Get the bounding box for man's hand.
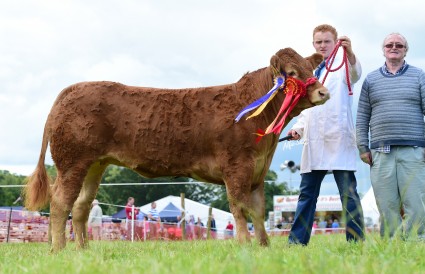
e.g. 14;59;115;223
287;129;301;140
360;152;373;166
338;36;356;65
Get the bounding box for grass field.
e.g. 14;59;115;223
1;234;425;274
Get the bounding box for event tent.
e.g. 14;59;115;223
274;192;380;227
360;187;380;227
158;202;181;223
139;196;234;231
273;195;343;212
111;208;127;220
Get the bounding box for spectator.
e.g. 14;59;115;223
137;211;144;221
210;215;217;232
332;219;340;229
318;218;327;229
88;199;103;240
148;202;161;240
275;218;283;229
187;215;195;239
195;217;204;239
281;216;289;229
356;32;425;239
287;24;365;246
210;214;217;239
195;217;204;227
286;216;294;229
125;197;139;240
225;221;234;239
125;197;139;220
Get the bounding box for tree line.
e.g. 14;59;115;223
0;165;297;216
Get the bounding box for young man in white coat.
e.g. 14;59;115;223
287;24;365;245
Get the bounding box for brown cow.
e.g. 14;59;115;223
24;48;329;252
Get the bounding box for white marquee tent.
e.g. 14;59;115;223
139;195;234;231
360;187;380;227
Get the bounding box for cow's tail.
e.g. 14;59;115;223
23;121;52;211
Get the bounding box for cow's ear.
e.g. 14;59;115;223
270;54;285;75
305;53;324;69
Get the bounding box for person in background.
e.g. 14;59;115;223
332;219;340;229
225;221;234;239
88;199;103;240
187;214;195;239
356;32;425;239
195;217;204;239
148;202;161;240
287;24;365;246
125;197;139;240
210;214;217;239
318;218;327;229
195;217;204;227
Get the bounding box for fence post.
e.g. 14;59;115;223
131;205;135;242
181;193;185;240
6;207;12;243
207;207;212;240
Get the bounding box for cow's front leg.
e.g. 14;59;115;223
224;179;252;244
249;183;269;246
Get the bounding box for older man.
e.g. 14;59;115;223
356;33;425;239
88;199;103;240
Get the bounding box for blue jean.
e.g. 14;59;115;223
288;170;365;245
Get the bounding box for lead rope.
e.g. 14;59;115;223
320;40;353;95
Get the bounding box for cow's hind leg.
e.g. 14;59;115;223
72;162;108;249
249;183;269;246
49;167;87;253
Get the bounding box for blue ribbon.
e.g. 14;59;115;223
235;75;285;122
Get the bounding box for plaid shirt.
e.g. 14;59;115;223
381;61;407;76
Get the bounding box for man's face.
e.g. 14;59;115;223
313;31;336;59
383;34;407;62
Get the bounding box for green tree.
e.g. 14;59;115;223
98;165;189;215
0;165;292;219
0;170;26;206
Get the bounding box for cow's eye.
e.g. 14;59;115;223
288;71;297;77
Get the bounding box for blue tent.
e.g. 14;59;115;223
111;208;146;223
159;202;181;223
112;208;126;220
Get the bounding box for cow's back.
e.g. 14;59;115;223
47;81;257;179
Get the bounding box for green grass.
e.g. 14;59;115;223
1;234;425;274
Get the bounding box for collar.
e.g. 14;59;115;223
314;60;326;79
382;61;407;76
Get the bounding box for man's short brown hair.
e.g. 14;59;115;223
313;24;338;41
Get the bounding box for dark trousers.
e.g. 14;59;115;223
288;170;365;245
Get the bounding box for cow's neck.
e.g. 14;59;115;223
237;67;286;126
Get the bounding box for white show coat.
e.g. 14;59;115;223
292;54;362;174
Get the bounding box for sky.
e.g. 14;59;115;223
1;0;425;196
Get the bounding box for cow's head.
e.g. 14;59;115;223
235;47;331;141
270;48;329;107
